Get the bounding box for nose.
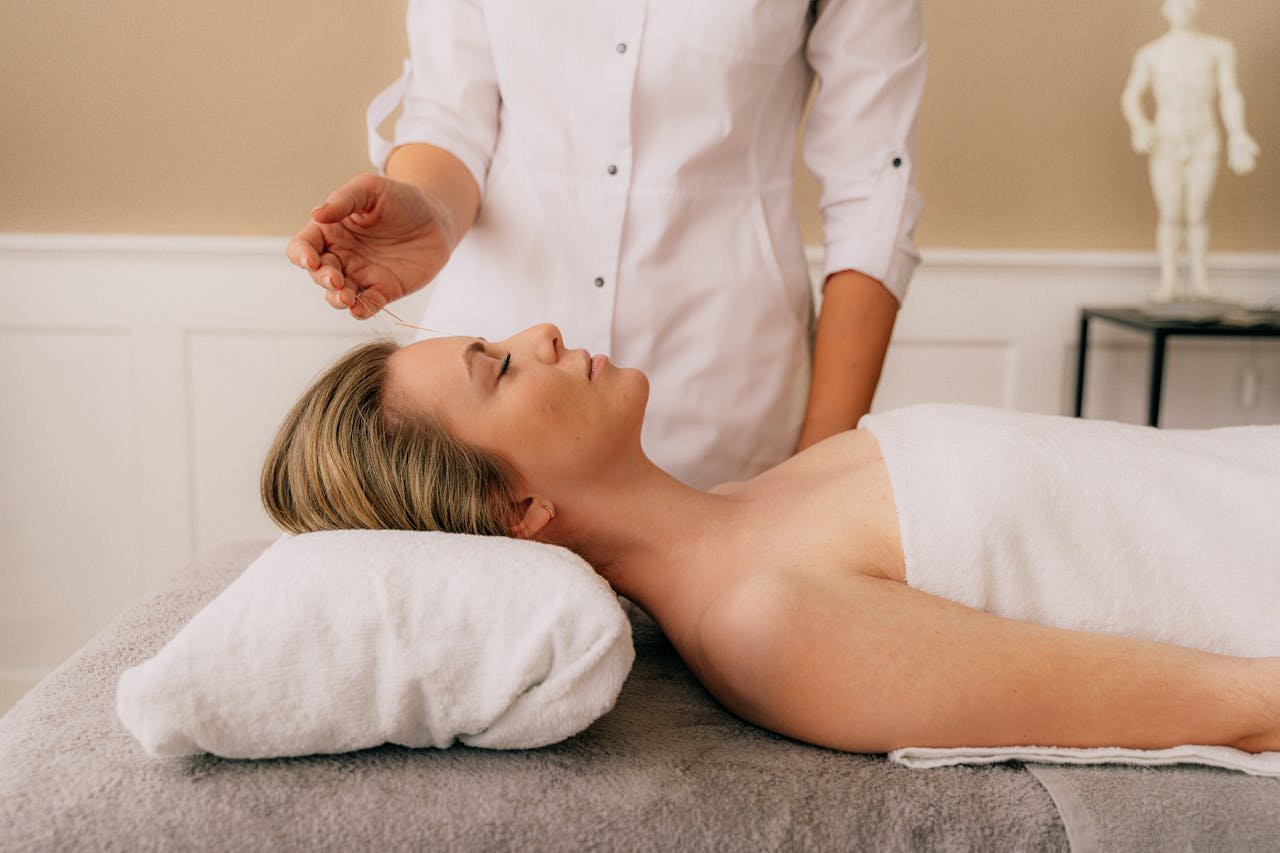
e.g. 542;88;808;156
506;323;563;363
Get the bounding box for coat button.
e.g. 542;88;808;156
892;157;903;168
594;277;605;288
607;164;618;175
616;43;627;54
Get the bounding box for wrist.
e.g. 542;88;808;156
419;188;460;252
385;143;481;246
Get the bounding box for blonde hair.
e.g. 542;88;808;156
260;338;522;537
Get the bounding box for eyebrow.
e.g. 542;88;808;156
462;339;485;379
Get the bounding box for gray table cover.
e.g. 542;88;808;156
0;539;1273;851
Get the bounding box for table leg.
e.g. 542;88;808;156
1073;311;1090;418
1147;330;1167;427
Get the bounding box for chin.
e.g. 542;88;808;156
613;367;650;437
623;366;650;407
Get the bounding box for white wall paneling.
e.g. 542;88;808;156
0;235;434;713
2;234;1277;713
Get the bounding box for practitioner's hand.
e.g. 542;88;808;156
286;173;456;319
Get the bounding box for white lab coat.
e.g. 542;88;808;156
367;0;926;489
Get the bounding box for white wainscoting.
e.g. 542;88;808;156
2;234;1278;713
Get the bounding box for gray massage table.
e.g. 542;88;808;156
2;540;1276;851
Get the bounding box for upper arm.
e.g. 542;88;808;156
386;0;501;194
802;0;926;301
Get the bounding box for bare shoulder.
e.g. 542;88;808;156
690;570;813;723
691;568;890;735
689;566;939;753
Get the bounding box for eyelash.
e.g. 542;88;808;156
499;352;511;377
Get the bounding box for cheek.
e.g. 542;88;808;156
497;376;608;465
537;385;603;457
511;381;577;441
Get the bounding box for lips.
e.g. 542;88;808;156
589;353;608;381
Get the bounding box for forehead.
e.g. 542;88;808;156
395;335;469;367
385;336;476;414
391;333;473;371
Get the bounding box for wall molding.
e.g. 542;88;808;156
899;247;1280;274
0;233;286;255
6;232;1276;270
802;245;1280;281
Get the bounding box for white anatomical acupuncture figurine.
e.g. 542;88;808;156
1121;0;1259;303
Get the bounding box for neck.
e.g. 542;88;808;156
550;456;756;635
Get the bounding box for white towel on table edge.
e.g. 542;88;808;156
889;744;1280;777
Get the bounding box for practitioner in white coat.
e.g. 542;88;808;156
288;0;927;489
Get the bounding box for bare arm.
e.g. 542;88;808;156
797;270;899;451
698;571;1272;754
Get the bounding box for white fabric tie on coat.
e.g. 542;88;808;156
860;403;1280;775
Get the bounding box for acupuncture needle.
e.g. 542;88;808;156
353;292;453;335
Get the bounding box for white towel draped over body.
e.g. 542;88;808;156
860;403;1280;656
859;404;1280;775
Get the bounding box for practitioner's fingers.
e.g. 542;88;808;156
310;173;384;225
288;224;344;294
349;288;387;320
317;251;346;292
286;222;325;272
324;286;356;311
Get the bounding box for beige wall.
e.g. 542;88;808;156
3;1;1276;250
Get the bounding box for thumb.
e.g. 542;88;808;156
311;173;385;224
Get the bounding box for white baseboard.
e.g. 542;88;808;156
2;233;1278;715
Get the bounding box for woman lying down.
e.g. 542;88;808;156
261;323;1280;755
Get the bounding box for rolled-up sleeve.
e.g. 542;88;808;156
803;0;927;304
366;0;500;197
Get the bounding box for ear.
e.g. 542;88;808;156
509;496;555;540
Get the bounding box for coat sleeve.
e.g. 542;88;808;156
802;0;927;304
365;0;501;197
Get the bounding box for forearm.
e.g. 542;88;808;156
799;269;898;447
385;143;482;248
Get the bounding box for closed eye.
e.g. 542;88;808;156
499;352;511;377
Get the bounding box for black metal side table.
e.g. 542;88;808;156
1073;305;1280;427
